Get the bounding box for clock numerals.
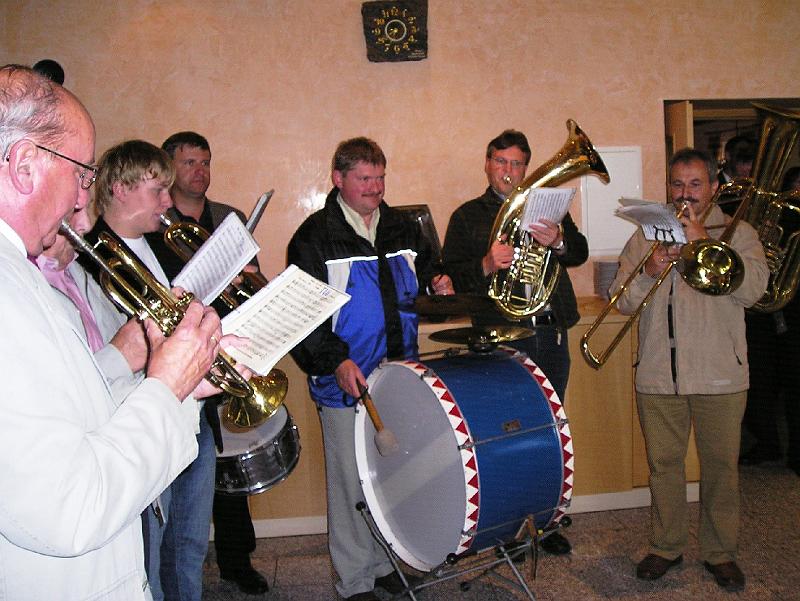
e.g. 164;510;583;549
362;0;428;63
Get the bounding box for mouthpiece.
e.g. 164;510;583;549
503;175;512;184
159;213;174;227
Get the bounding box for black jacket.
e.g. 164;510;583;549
442;186;588;329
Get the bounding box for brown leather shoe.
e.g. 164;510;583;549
704;561;745;592
636;554;683;580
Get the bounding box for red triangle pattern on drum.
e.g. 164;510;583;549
416;358;481;559
506;349;576;523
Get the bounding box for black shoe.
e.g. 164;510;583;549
636;554;683;580
220;566;270;595
539;531;571;555
343;593;379;601
374;570;418;594
704;561;745;592
738;446;782;466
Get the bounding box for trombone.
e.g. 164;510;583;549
580;197;744;370
61;220;286;428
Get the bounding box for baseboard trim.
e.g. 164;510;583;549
568;483;699;513
242;484;700;539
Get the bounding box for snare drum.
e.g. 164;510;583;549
215;404;300;496
354;348;573;571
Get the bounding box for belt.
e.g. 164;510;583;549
529;311;557;327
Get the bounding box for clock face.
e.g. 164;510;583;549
361;0;428;63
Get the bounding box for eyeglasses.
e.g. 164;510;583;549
34;144;97;190
490;156;527;169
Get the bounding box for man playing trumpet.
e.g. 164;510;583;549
81;139;219;601
613;148;768;592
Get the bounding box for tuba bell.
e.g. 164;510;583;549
488;119;610;320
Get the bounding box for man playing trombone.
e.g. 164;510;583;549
613;148;768;592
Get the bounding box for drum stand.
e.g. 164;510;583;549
358;503;570;600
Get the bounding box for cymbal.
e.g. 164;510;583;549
429;326;534;347
413;294;497;316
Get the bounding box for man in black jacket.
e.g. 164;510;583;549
442;129;589;556
148;131;270;596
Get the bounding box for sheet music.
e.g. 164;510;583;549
519;188;577;231
172;213;260;304
615;197;687;244
221;265;350;375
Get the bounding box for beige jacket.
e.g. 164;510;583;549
612;205;769;395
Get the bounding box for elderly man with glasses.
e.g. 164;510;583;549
0;64;223;600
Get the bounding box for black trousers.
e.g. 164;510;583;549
213;493;256;571
743;309;800;467
206;401;257;572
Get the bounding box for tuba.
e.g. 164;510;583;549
61;220;287;428
733;103;800;312
488;119;610;320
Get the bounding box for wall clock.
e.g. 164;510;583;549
361;0;428;62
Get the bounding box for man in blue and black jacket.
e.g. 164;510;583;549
288;137;452;601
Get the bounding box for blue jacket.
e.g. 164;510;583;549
287;189;438;408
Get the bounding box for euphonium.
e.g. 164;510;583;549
488;119;610;319
160;213;268;311
60;220;287;428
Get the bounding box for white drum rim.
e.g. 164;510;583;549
217;403;289;459
355;359;481;571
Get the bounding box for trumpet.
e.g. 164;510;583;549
160;212;269;311
60;220;286;428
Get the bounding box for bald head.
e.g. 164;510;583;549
0;64;95;255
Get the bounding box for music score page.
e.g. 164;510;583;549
519;188;577;230
172;213;259;305
615;197;687;244
220;265;350;375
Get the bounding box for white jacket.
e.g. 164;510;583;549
0;226;198;600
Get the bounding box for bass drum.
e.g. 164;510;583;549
215;404;300;495
355;348;573;571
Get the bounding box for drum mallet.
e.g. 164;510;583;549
357;382;399;456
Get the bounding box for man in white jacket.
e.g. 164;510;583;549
0;64;223;600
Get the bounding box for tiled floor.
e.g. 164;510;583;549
202;464;800;600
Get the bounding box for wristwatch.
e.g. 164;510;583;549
552;238;565;251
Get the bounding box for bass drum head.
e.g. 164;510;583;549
355;362;468;571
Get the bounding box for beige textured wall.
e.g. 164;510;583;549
3;0;799;294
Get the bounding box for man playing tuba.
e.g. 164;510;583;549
442;129;589;556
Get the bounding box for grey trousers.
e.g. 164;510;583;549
637;391;746;564
318;404;393;598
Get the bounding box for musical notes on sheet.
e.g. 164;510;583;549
221;265;350;375
615;197;688;244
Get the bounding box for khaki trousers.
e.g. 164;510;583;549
636;391;746;564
